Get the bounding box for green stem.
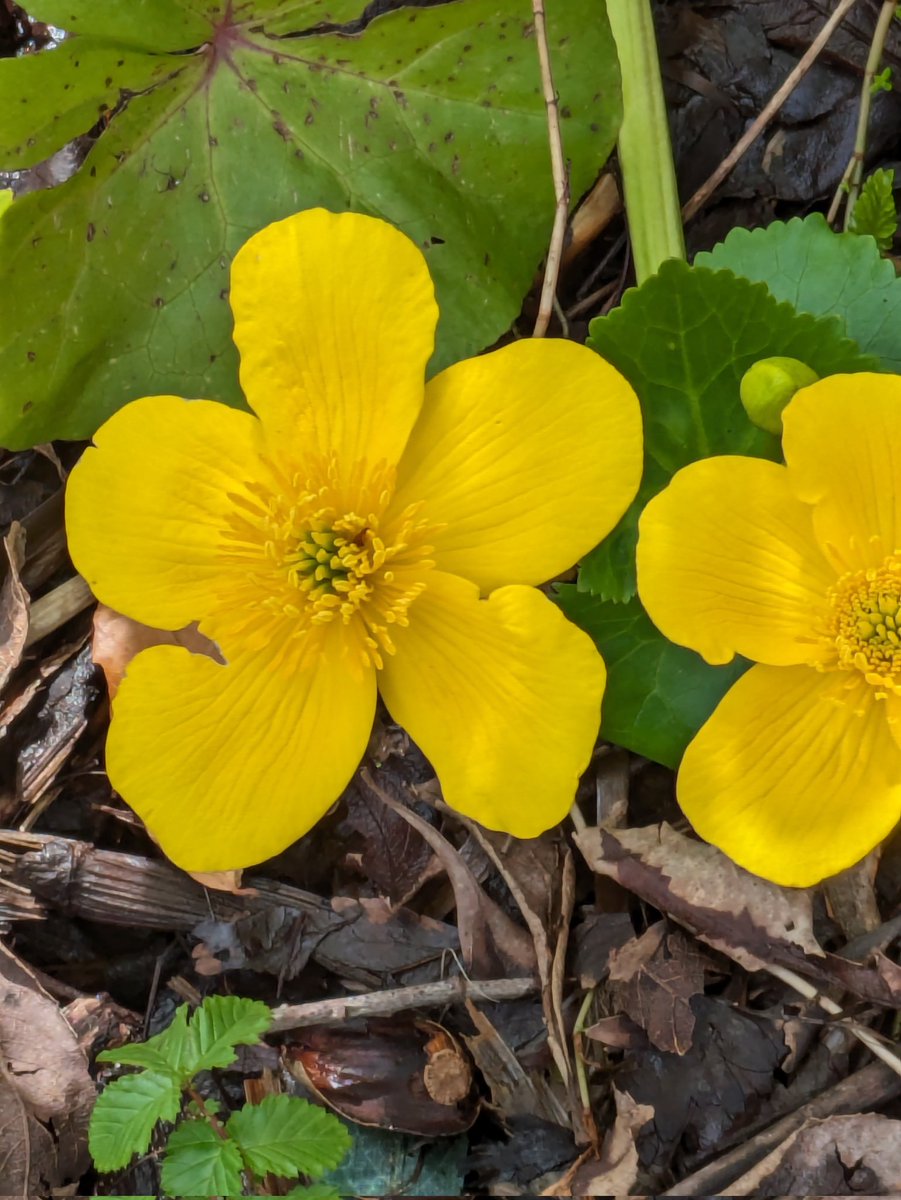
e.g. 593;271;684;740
843;0;897;230
606;0;686;282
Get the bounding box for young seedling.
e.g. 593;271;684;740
89;994;350;1198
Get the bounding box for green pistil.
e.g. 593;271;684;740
294;530;352;591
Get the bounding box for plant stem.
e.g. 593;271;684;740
605;0;685;282
828;0;897;229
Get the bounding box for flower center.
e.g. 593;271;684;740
828;556;901;692
220;457;435;669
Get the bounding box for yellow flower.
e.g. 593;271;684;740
66;209;643;872
637;373;901;887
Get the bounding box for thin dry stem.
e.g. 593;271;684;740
268;975;537;1032
683;0;862;222
532;0;570;336
766;961;901;1080
827;0;897;227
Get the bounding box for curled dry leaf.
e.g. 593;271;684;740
575;823;901;1006
0;520;30;692
0;943;95;1192
91;602;221;699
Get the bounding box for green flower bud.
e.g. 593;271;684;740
739;357;819;436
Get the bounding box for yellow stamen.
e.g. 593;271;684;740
827;555;901;694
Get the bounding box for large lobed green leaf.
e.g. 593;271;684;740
0;0;621;446
569;260;879;768
695;212;901;370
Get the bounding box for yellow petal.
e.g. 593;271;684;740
107;626;376;871
636;456;834;666
230;209;437;485
66;396;272;639
386;340;642;592
679;664;901;886
782;373;901;571
378;571;605;835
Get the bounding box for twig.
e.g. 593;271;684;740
766;961;901;1079
268;975;538;1033
24;574;93;648
531;0;570;337
827;0;897;227
683;0;862;223
660;1059;901;1196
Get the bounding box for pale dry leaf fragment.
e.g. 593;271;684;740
0;942;95;1192
726;1112;901;1194
0;521;30;692
91;603;222;699
576;823;901;1006
542;1087;653;1196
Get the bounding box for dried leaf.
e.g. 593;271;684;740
728;1113;901;1194
544;1089;653;1196
342;782;433;905
92;603;221;699
363;770;534;978
0;521;30;691
608;924;710;1055
576;823;901;1006
0;943;95;1191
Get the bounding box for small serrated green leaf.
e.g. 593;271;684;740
227;1095;351;1180
160;1118;244;1197
88;1071;182;1171
187;995;272;1073
849;167;898;250
695;212;901;369
283;1186;343;1200
96;1005;190;1077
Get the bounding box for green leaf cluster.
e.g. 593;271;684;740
0;0;621;447
849;168;898;250
89;995;349;1197
569;259;878;767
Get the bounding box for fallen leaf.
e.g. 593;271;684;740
619;994;786;1172
727;1112;901;1194
608;924;711;1055
342;780;434;906
91;603;221;699
576;823;901;1006
544;1088;654;1196
0;521;29;691
0;943;95;1191
363;769;534;978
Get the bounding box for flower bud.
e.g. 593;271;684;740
739;357;819;436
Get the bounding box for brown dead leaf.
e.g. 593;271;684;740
543;1088;654;1196
608;924;711;1055
362;768;535;978
0;521;30;692
619;994;786;1171
0;943;94;1191
576;823;901;1007
92;603;222;698
342;780;434;905
727;1113;901;1194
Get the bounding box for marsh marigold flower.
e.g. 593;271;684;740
637;373;901;887
66;209;642;871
